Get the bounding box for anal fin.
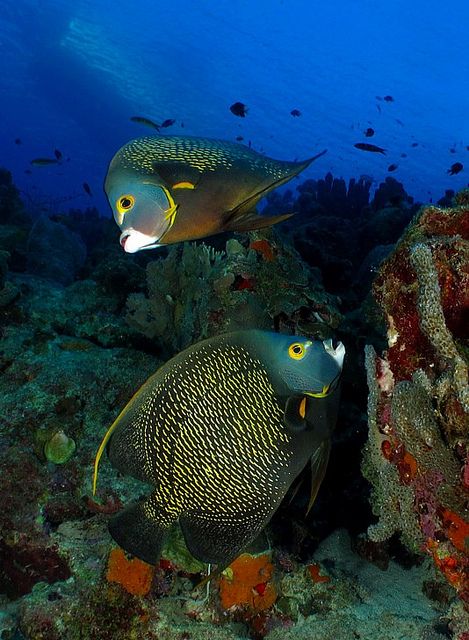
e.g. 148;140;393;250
225;209;293;233
109;494;176;565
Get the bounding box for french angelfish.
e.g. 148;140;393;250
93;330;345;570
104;134;327;253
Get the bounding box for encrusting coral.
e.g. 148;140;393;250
125;232;342;355
44;430;76;464
362;191;469;608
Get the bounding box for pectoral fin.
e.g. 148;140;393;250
284;395;309;432
152;161;202;188
223;209;294;233
306;439;331;515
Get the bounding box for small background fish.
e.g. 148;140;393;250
447;162;463;175
30;157;60;166
354;142;386;154
130;116;160;130
230;102;248;117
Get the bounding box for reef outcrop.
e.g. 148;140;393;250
363;191;469;614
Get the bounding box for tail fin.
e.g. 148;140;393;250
222;149;327;233
109;494;175;565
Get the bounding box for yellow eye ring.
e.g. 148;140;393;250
288;342;306;360
116;194;135;214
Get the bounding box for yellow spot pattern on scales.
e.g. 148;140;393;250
97;330;344;569
116;136;296;181
113;344;290;520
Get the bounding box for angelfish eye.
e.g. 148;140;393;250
288;342;306;360
117;194;135;214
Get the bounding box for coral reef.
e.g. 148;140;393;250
0;219;158;607
263;172;418;298
26;215;87;285
0;168;29;225
106;547;155;596
362;194;469;612
1;168;464;639
0;250;19;307
126;232;342;355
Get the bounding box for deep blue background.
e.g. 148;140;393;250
1;0;468;217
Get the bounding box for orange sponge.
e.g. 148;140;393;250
106;548;154;596
219;552;277;611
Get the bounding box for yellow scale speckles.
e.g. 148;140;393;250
173;348;288;516
123;341;293;524
117;136;287;180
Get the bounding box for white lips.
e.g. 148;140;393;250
322;339;346;369
119;229;160;253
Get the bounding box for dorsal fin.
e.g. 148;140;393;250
222;150;327;232
93;413;125;495
92;371;161;495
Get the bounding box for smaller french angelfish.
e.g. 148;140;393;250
93;331;345;571
104;134;327;252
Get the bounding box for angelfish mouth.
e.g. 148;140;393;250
120;233;130;249
119;230;161;253
322;339;345;369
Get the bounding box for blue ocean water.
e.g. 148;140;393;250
0;0;468;215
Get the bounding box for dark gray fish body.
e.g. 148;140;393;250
30;157;59;166
130;116;160;130
95;331;344;567
448;162;463;175
105;134;326;252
